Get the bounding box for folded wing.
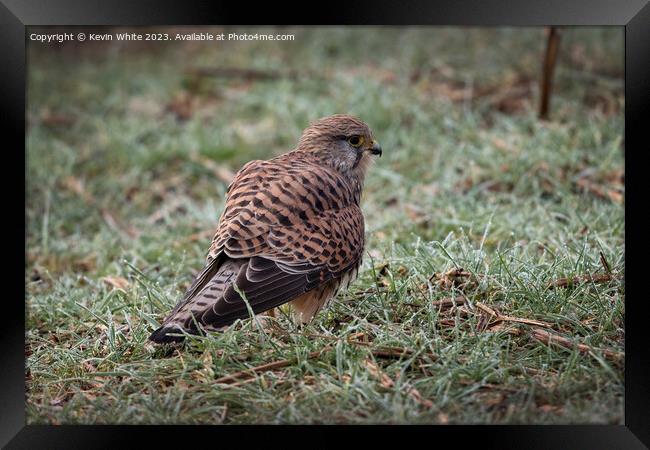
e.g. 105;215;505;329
149;154;364;343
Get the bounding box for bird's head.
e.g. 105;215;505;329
296;114;382;183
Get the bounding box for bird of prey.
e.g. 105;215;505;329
150;114;382;343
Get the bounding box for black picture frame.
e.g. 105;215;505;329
5;0;648;447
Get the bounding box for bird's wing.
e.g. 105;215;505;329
198;156;364;325
210;155;364;274
151;155;365;340
196;201;365;329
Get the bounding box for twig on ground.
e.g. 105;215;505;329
475;302;499;318
530;327;623;363
432;297;467;309
429;268;474;290
214;347;331;384
301;332;438;362
475;302;552;328
437;318;457;328
547;273;616;289
599;252;612;274
101;276;130;292
363;360;434;408
574;177;623;204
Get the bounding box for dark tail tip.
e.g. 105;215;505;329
149;326;186;344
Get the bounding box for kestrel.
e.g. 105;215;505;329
150;114;382;343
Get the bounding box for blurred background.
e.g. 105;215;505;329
26;27;624;424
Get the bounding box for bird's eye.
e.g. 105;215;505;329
348;135;364;147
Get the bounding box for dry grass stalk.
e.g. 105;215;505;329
431;268;474;290
472;301;552;333
302;332;437;362
497;315;551;328
214;347;331;384
547;273;616;289
101;276;130;292
432;297;467;309
599;251;612;274
475;302;499;318
100;209;138;239
484;322;522;335
530;327;623;363
438;318;457;328
574;177;623;204
363;360;433;408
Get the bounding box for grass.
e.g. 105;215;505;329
26;26;624;424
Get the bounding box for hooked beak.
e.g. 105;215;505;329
368;140;382;157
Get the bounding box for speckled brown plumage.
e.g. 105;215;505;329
150;115;382;343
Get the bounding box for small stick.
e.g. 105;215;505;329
363;360;433;408
438;319;457;328
432;297;467;309
303;332;437;361
530;327;623;362
223;376;258;389
599;252;612;274
215;347;330;384
371;347;437;361
497;315;552;328
475;302;499;318
547;273;615;289
475;301;552;329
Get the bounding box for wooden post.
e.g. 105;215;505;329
539;27;561;120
